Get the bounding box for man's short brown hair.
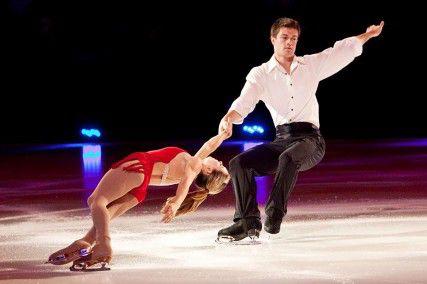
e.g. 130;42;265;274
270;17;301;38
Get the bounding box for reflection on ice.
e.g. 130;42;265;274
82;144;103;191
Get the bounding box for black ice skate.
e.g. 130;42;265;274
216;218;262;244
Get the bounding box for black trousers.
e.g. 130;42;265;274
230;122;326;222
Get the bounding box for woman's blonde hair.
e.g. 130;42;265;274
165;168;230;217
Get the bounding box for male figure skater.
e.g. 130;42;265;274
217;18;384;241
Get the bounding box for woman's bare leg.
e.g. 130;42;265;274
86;167;144;262
81;193;139;244
48;187;140;264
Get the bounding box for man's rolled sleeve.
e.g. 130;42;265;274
229;67;264;124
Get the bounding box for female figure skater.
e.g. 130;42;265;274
47;125;231;269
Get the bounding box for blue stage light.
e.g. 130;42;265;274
242;124;265;135
81;128;101;138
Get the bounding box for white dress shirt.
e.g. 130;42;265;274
229;36;364;128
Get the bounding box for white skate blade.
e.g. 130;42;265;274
215;235;262;245
215;235;235;244
70;261;111;272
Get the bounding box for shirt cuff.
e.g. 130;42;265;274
228;105;245;125
349;36;363;56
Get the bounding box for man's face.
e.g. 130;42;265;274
271;27;299;58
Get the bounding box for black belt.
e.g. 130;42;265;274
276;122;320;134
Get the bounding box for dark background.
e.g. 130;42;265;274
0;0;423;144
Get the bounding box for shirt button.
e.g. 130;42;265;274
291;96;294;99
291;109;294;111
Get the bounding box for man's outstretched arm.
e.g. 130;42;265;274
310;21;385;81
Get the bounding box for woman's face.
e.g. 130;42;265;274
201;157;229;176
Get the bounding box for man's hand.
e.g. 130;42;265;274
219;118;233;138
218;118;228;134
357;21;384;44
366;21;384;38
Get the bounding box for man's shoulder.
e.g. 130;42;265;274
297;54;312;64
254;62;270;72
247;61;270;80
256;57;273;71
296;54;319;69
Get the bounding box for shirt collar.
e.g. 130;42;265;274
267;55;305;74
